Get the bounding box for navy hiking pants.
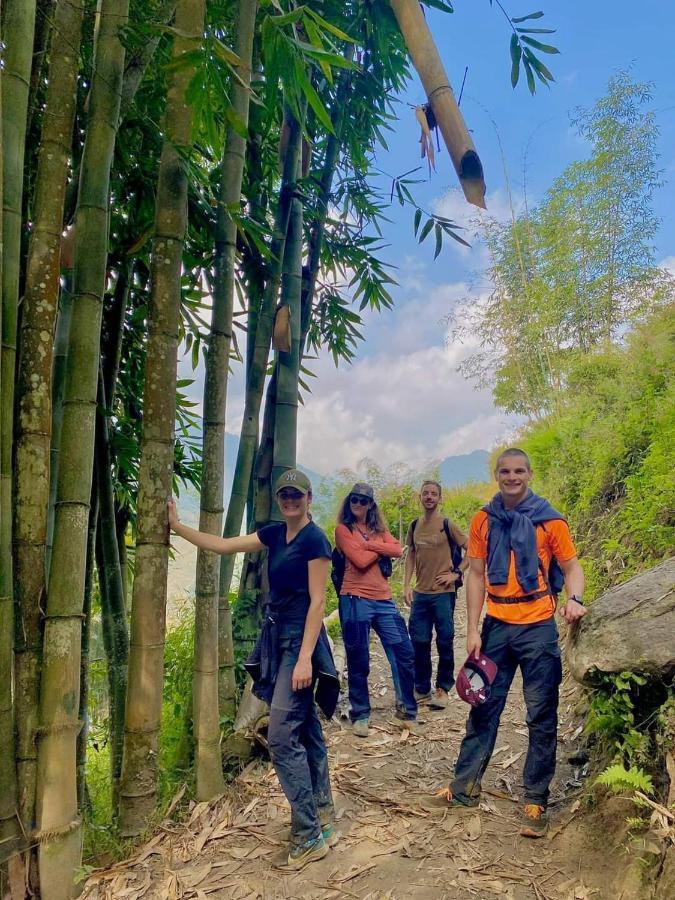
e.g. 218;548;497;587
451;616;562;807
339;594;417;722
267;629;334;843
408;590;456;693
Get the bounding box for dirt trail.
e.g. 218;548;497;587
83;605;617;900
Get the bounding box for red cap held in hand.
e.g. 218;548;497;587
456;653;498;707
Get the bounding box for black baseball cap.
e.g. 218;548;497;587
349;482;374;499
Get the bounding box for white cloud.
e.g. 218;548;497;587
177;263;511;477
297;334;513;473
659;255;675;276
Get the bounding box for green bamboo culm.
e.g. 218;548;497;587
217;102;303;604
195;0;259;789
2;0;36;850
76;484;98;812
34;0;129;894
206;0;259;726
270;186;304;520
46;269;74;577
13;0;85;849
118;0;206;836
95;369;129;814
94;264;130;814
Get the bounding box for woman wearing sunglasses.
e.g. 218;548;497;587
168;469;338;870
335;483;418;737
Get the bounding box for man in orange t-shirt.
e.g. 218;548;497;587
440;449;586;837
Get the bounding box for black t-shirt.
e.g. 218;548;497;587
257;520;332;625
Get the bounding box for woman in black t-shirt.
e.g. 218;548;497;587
168;469;337;870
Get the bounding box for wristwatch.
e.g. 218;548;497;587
570;594;585;606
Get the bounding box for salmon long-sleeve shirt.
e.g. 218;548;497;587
335;523;403;600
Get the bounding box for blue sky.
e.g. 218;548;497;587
183;1;675;477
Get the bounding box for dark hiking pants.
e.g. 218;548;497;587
267;629;334;843
408;590;456;693
451;616;562;807
339;595;417;722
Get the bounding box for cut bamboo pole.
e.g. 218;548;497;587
389;0;486;208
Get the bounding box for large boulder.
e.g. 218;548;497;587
567;557;675;685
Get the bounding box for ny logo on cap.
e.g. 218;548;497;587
284;471;297;482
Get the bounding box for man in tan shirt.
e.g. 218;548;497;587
404;481;467;710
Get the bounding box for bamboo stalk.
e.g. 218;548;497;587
194;0;258;791
119;0;205;835
76;483;98;812
388;0;486;208
207;0;258;725
0;0;22;859
34;0;129;893
270;187;303;517
13;0;85;846
94;369;128;814
46;268;74;577
218;102;302;598
1;0;37;852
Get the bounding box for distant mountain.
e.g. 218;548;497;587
170;439;490;600
439;449;490;487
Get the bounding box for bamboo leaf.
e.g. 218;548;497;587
515;27;556;33
303;17;333;84
510;34;522;88
434;223;443;259
524;49;555;83
520;36;560;54
293;60;334;134
304;8;356;42
413;208;422;236
523;57;536;95
511;11;544;22
418;218;434;244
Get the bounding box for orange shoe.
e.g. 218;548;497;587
520;803;548;838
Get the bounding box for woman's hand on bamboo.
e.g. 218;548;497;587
291;655;313;691
167;498;180;531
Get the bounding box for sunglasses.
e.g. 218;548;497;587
278;489;304;501
349;494;371;506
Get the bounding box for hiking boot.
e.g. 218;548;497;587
322;823;339;847
395;717;421;736
421;787;479;812
352;718;369;738
428;688;448;710
520;803;548;838
286;834;328;869
414;689;433;704
394;701;406;719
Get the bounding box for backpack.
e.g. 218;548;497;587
331;532;393;595
330;547;346;595
410;517;464;586
538;524;565;597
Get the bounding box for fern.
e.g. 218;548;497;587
596;764;654;795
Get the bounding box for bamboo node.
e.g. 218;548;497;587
33;819;80;844
35;719;84;739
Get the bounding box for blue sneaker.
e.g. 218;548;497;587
322;822;339;847
287;834;328;869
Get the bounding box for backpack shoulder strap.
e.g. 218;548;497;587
410;518;418;550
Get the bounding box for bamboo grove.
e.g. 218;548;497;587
0;0;558;895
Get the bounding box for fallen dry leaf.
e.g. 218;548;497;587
177;862;213;888
499;750;525;770
465;814;482;841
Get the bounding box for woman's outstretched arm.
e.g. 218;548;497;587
168;499;264;555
